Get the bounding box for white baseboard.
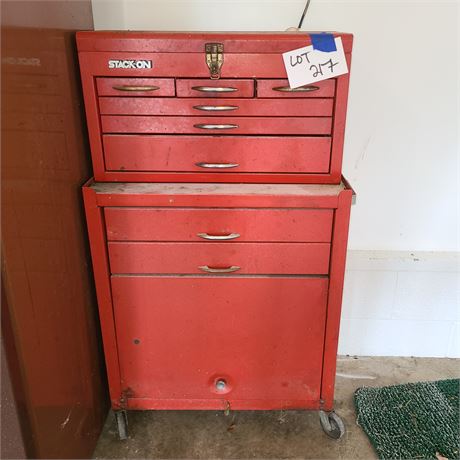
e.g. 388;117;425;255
338;250;459;358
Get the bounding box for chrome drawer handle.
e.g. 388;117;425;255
193;105;239;111
191;86;237;93
194;124;238;130
112;85;160;92
199;265;241;273
195;162;239;169
272;85;320;92
197;233;240;240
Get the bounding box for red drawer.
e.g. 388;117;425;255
99;97;334;117
103;135;331;174
96;78;175;97
176;79;254;98
257;79;336;98
105;207;333;242
101;116;332;135
111;276;327;404
108;242;330;275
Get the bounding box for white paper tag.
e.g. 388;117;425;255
282;37;348;88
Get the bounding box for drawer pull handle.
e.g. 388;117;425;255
112;85;160;92
193;105;239;111
272;85;320;93
197;233;240;240
199;265;241;273
192;86;238;93
194;123;238;130
195;162;239;169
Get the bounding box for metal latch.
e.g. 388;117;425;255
205;43;224;79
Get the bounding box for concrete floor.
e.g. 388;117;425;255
93;357;459;459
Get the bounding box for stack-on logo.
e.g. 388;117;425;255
108;59;153;69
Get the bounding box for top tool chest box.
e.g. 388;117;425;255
76;32;353;184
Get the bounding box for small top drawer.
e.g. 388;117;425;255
257;79;335;98
96;78;175;97
176;79;254;98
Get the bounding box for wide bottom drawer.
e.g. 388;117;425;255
111;276;328;405
103;135;331;174
108;242;330;275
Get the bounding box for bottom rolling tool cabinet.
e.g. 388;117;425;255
83;179;354;440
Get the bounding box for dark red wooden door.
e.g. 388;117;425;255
1;2;107;458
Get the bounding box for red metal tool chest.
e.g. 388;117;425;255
83;181;353;410
78;31;354;440
76;32;352;184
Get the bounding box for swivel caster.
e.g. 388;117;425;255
319;410;345;439
115;410;128;440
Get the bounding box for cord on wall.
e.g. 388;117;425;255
298;0;312;29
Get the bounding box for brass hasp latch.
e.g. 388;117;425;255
205;43;224;80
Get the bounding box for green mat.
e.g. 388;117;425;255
354;379;460;460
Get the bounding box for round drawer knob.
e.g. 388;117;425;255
215;379;227;392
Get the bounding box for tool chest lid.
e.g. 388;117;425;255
84;180;353;209
76;31;353;53
88;181;346;196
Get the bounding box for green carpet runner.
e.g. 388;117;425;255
354;378;459;459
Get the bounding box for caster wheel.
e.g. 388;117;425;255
115;410;128;440
319;410;345;439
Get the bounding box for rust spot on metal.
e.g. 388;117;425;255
119;387;135;409
223;400;231;416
